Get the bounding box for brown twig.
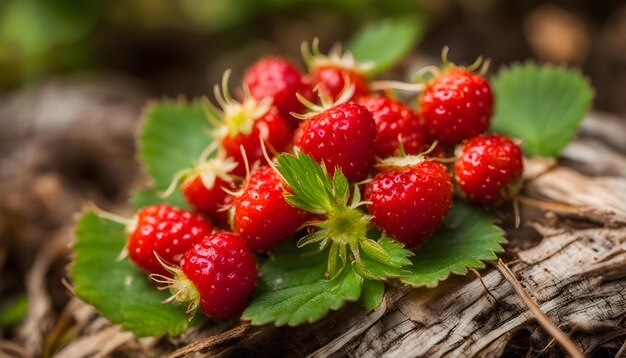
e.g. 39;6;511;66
495;259;584;358
517;195;580;214
616;336;626;358
169;322;251;358
469;267;496;302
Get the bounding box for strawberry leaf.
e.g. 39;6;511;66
359;280;385;311
70;211;195;336
255;241;328;294
131;188;188;209
353;237;413;280
399;201;506;288
491;63;594;157
348;17;424;75
243;263;362;326
135;100;214;209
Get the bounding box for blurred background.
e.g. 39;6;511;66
0;0;624;356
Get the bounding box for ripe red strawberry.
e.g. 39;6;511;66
153;232;257;318
420;68;493;145
302;39;372;101
127;204;213;275
455;134;523;205
181;175;234;225
365;159;453;248
359;95;431;158
294;101;376;182
232;166;309;251
312;67;369;102
220;106;293;177
210;70;293;177
159;146;238;226
244;57;313;127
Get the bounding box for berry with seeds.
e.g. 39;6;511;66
454;134;523;205
365;158;453;248
359;95;431;158
302;38;372;101
153;232;257;318
294;101;376;182
420;68;493;145
160;145;238;226
232;166;309;251
127;204;213;275
244;57;313;127
209;70;293;177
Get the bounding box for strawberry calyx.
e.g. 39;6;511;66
412;46;490;84
150;253;200;318
159;143;239;199
291;80;355;120
301;38;375;76
206;69;273;139
274;150;403;278
376;140;440;169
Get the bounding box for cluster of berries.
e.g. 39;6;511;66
110;42;524;320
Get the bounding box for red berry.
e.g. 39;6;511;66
221;106;292;177
420;68;493;145
312;66;369;101
455;134;523;205
173;232;257;318
244;57;313;127
128;204;213;275
294;102;376;182
365;160;452;248
232;166;309;251
360;95;431;158
181;175;234;225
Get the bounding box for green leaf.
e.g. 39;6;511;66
359;280;384;312
137;100;214;207
399;201;506;288
0;294;27;327
130;188;188;210
243;265;362;327
70;211;194;336
348;17;424;75
354;237;412;280
491;63;594;157
256;240;328;294
276;151;345;214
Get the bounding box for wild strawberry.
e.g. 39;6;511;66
302;38;372;101
244;57;313;127
232;166;309;251
455;134;523;205
126;204;213;275
208;70;293;177
359;95;431;158
365;158;453;248
180;176;234;225
419;52;493;145
160;145;238;226
152;232;257;318
294;101;376;182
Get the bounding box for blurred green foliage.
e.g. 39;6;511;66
0;0;105;86
0;0;422;87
